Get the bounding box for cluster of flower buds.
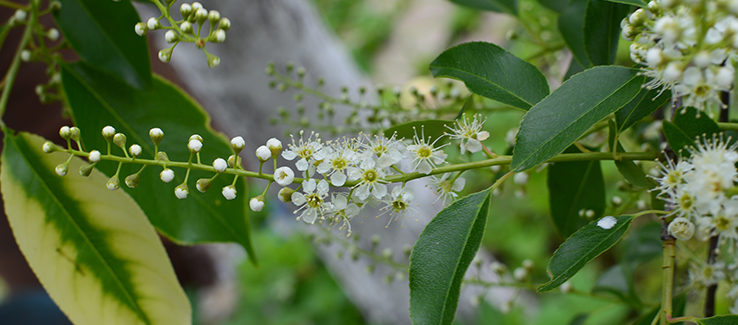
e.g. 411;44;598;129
134;1;230;67
624;0;738;114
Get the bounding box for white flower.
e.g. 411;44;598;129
222;186;237;200
326;193;360;234
212;158;227;172
249;197;265;211
282;131;322;172
361;133;405;168
668;217;695;240
513;172;529;185
88;150;101;163
291;179;331;224
274;166;295;186
188;139;202;153
381;186;417;226
146;17;158;30
406;127;448;174
231;136;245;150
347;158;387;201
175;184;188;199
597;216;617;229
316;141;358;186
427;173;465;206
160;168;175;183
129;144;142;157
255;145;271;162
445;114;490;154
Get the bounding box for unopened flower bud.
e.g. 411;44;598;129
158;47;173;63
255;145;270;162
14;9;26;21
212;29;225;43
42;141;55;153
611;196;622;206
160;168;175;183
147;17;159;30
227;155;236;168
175;184;188;199
219;17;231;30
59;126;71;140
180;3;192;17
191;2;203;11
206;52;220;68
125;174;140;188
148;127;163;145
231;136;245;152
278;187;294;202
490;261;507;275
102;125;116;141
107;176;120;190
222;185;237;200
113;133;126;149
88;150;101;163
513;172;529;185
165;30;179;43
158;151;170;161
371;234;381;246
20;50;31;62
513;267;528;281
180;21;193;33
194;8;208;23
668;217;695;241
382;248;393;259
560;281;573;293
208;10;220;23
196;178;211;192
274;166;294;186
249;195;264;210
188;139;202;153
55;163;68;176
46;28;59;41
69;127;80;141
213;158;227;172
135;22;147;36
129;144;142;157
266;138;282;156
79;164;93;177
522;259;534;271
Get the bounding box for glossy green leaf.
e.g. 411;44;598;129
558;0;591;68
621;222;662;273
663;121;694;156
450;0;517;15
410;189;492;325
569;314;588;325
60;62;255;263
664;107;721;156
54;0;151;89
615;87;670;132
696;315;738;325
608;120;655;189
430;42;549;110
602;0;646;6
384;119;453;144
512;66;644;172
564;58;586;82
1;130;190;325
538;215;635;292
583;0;630;66
548;146;605;238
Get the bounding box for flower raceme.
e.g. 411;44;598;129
46;120;492;233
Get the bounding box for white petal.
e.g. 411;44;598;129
296;158;309;171
373;183;387;199
331;172;346;186
292;192;306;205
347;167;362;180
453;177;466;191
305;178;317;192
302;210;318;224
417;161;432;174
356;184;370;200
317;161;331;174
317;179;330;195
282;150;297;160
466;139;482;153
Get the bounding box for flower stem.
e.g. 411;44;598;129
0;6;35;125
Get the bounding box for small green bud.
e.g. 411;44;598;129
42;141;56;153
102;125;116;141
106;176;120;190
158;47;173;63
194;8;208;23
59;126;71;140
79;164;93;177
158;151;170;161
206;52;220;68
149;127;164;145
55;163;68;176
297;67;306;78
219;17;231;30
180;21;193;34
208;10;220;24
125;174;140;188
69;127;81;141
113;133;126;149
278;187;294;203
266;62;275;76
196;178;211;192
227;155;236;168
180;3;192;18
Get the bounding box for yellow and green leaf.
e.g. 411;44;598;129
1;130;191;325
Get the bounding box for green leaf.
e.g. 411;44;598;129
548;146;605;238
695;315;738;325
631;294;685;325
663;121;694;156
430;41;549;110
564;58;586;82
601;0;646;6
384;119;453;144
538;0;569;13
60;62;256;263
1;130;190;325
538;215;635;292
583;0;630;66
54;0;151;89
569;314;588;325
558;0;591;68
592;265;635;304
450;0;517;15
512;66;644;172
615;87;670;133
410;189;492;325
608;120;656;189
663;107;721;156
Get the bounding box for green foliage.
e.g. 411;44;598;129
663;107;721;156
60;62;255;263
695;315;738;325
583;0;629;66
615;88;670;133
512;66;644;172
430;42;550;110
558;0;591;67
384;119;454;144
547;146;606;238
608;120;655;189
450;0;518;15
53;0;152;89
1;130;190;325
538;215;635;292
409;189;492;325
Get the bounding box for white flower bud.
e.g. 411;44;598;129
207;53;220;68
194;8;208;22
668;217;695;241
147;17;158;30
165;30;179;43
662;61;683;82
560;281;573;293
522;259;534;270
113;133;126;148
69;127;80;141
637;200;647;210
513;267;528;281
513;172;529;185
213;158;227;172
180;21;193;33
59;126;71;139
129;144;142;157
134;22;147;36
490;165;501;172
191;2;203;11
716;66;735;89
20;50;31;62
102;125;116;141
694;51;711;69
266;138;282;156
249;196;265;211
611;196;623;206
55;164;68;176
223;185;238;200
208;10;220;22
46;28;59;41
196;178;211;192
255;145;271;162
180;3;192;17
42;141;55;153
158;47;173;63
213;29;225;43
160;168;175;183
107;176;120;190
219;17;231;30
125;174;139;188
645;48;663;67
231;136;245;150
490;261;507;275
88;150;101;163
274;166;295;186
149;127;163;145
14;10;26;21
189;134;203;142
175;184;188;199
278;187;294;203
188;139;202;153
585;209;595;218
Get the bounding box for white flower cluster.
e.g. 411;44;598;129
624;0;738;113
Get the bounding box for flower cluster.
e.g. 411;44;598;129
623;0;738;113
